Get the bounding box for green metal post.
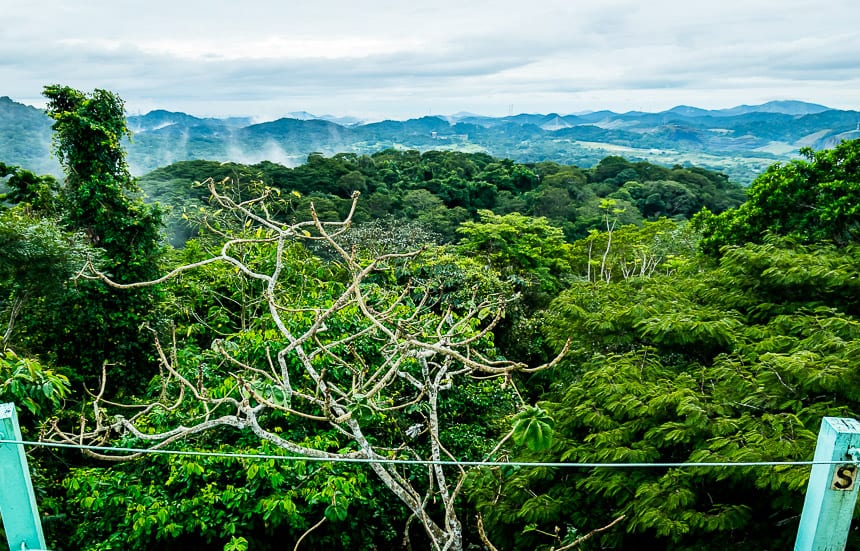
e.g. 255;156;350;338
0;402;47;550
795;417;860;551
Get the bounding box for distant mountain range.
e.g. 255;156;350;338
2;96;859;184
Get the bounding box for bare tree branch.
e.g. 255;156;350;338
48;179;567;551
293;516;327;551
551;515;626;551
476;513;500;551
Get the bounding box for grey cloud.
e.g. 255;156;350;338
5;0;860;118
2;33;540;97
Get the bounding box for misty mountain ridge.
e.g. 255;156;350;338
122;99;837;132
2;96;858;184
127;109;254;132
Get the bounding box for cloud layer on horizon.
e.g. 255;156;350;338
4;0;859;119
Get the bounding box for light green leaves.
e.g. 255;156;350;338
0;348;70;415
223;536;248;551
512;406;555;452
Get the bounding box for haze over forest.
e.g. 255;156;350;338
3;94;860;185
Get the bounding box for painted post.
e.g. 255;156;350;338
0;402;47;550
795;417;860;551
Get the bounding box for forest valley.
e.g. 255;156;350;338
1;86;860;551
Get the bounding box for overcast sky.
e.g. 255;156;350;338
3;0;859;120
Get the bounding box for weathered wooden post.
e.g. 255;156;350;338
0;402;47;550
795;417;860;550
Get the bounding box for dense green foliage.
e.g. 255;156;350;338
695;139;860;254
10;86;165;389
467;138;860;550
470;240;860;549
140;150;744;246
3;84;860;550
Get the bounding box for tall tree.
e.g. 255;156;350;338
13;86;164;387
42;85;163;281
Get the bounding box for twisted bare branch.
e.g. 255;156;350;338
48;179;566;551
